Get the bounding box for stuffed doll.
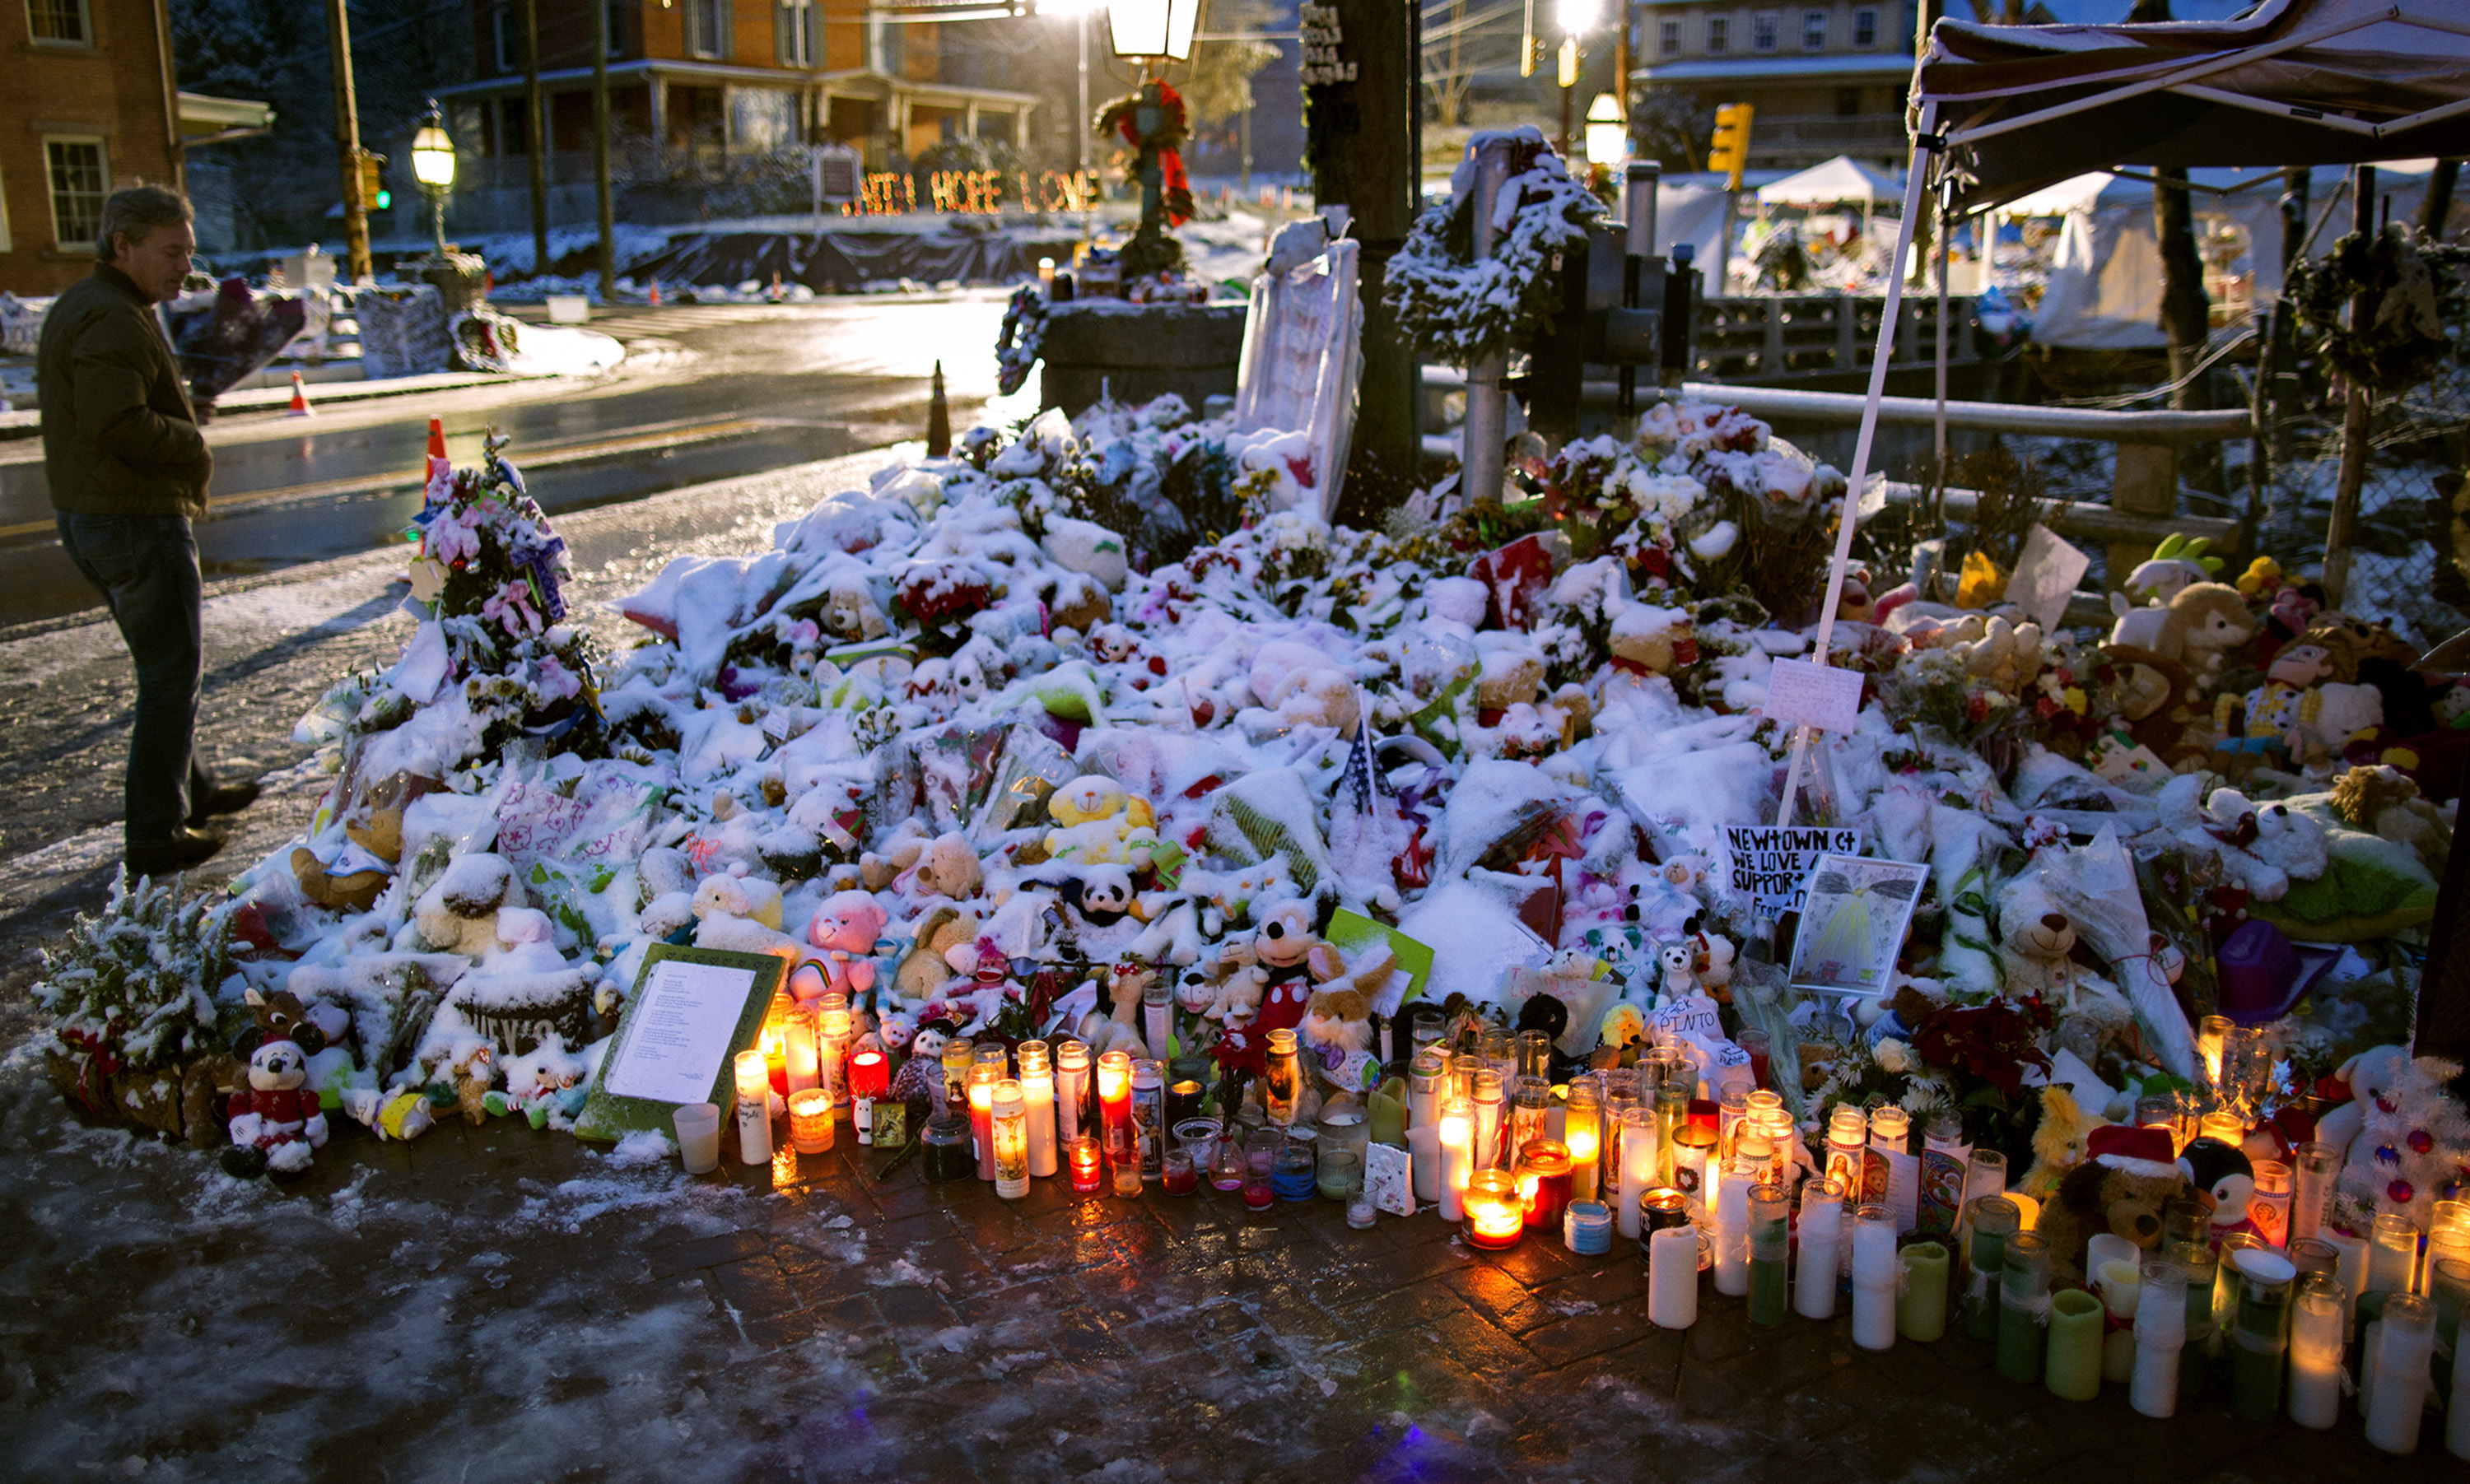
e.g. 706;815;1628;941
2181;1135;2258;1240
2021;1085;2105;1200
2037;1124;2189;1286
221;1039;330;1179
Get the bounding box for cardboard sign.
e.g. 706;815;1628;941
1365;1140;1416;1217
571;946;784;1142
1787;854;1929;995
2004;523;2093;632
1724;825;1862;916
1764;658;1865;735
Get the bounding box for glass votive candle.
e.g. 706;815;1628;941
1317;1144;1363;1203
1564;1199;1613;1255
992;1080;1029;1200
1209;1125;1248;1192
1066;1133;1104;1194
1163;1146;1199;1195
2249;1160;2292;1249
788;1088;835;1154
1346;1168;1377;1229
922;1110;973;1182
2199;1110;2245;1148
1516;1137;1574;1230
1273;1129;1318;1202
1463;1170;1524;1250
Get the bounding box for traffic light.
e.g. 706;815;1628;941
358;151;388;212
1708;103;1755;189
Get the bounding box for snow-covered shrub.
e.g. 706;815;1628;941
1383;127;1608;368
35;868;234;1078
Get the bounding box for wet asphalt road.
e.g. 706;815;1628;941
0;295;1013;628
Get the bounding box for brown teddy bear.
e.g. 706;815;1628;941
2034;1124;2188;1286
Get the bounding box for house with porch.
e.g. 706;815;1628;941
1628;0;1916;172
436;0;1043;232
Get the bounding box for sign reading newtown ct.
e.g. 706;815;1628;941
1725;825;1861;916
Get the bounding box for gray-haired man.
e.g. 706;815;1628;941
38;184;257;877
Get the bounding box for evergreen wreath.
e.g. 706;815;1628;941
995;283;1048;397
1382;128;1608;368
2286;225;2470;393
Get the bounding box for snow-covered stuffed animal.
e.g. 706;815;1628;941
499;1034;589;1128
804;890;888;1004
692;870;797;956
340;1086;435;1142
481;905;566;973
1246;640;1361;737
1044;775;1159;868
414;854;524;958
221;1039;330;1179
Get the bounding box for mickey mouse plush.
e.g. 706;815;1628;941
221;1039;329;1180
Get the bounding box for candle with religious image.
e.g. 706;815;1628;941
1054;1040;1090;1146
818;1003;852;1107
783;1006;821;1096
1130;1058;1166;1179
991;1080;1029;1200
967;1063;1000;1181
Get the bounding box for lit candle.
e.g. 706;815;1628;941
1067;1133;1103;1194
2288;1271;2343;1428
1898;1240;1950;1342
2367;1212;2418;1296
2290;1141;2338;1245
1438;1096;1472;1223
992;1080;1029;1199
1562;1079;1601;1200
734;1049;772;1165
788;1087;834;1154
1868;1105;1913;1229
1648;1225;1698;1329
1055;1040;1089;1146
1851;1203;1898;1351
2046;1287;2104;1401
1166;1077;1205;1129
1653;1079;1689;1185
1263;1028;1302;1128
1131;1058;1166;1179
1750;1184;1790;1327
1470;1068;1505;1171
2365;1292;2436;1454
2428;1200;2470;1287
2131;1258;2188;1418
760;1017;788;1098
1463;1170;1523;1250
1143;975;1172;1066
1097;1050;1139;1195
1615;1106;1657;1242
1017;1040;1057;1178
783;1007;821;1095
818;1005;852;1108
1998;1230;2053;1383
1516;1139;1573;1230
2199;1109;2245;1148
2197;1013;2231;1091
1712;1142;1758;1297
941;1036;974;1114
1964;1197;2020;1342
967;1063;1000;1180
1796;1178;1843;1320
1824;1105;1866;1207
848;1048;888;1145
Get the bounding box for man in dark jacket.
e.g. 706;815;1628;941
39;184;256;877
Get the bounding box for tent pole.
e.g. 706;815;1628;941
1774;100;1941;829
1934;190;1950;482
2323;164;2374;607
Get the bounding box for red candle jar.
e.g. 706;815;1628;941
1067;1134;1104;1194
1516;1138;1574;1230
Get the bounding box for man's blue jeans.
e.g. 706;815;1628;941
56;514;208;845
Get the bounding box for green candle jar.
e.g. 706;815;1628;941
1966;1197;2021;1342
1898;1240;1950;1342
1749;1184;1790;1327
1998;1230;2053;1384
2170;1238;2220;1402
2230;1245;2297;1422
2046;1287;2104;1400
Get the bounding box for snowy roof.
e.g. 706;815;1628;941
1632;53;1918;83
1756;156;1905;207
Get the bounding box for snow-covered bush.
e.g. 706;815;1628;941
35;868;234;1078
1383;127;1608;368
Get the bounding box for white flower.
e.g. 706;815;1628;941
1875;1037;1913;1075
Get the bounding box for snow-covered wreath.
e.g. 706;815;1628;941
1383;127;1607;369
995;283;1048;397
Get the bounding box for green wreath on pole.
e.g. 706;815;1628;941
2286;226;2470;393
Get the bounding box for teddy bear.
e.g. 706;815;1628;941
1299;983;1378;1097
413;854;526;958
2207;788;2331;884
692;870;798;958
2314;1043;2412;1163
220;1038;331;1179
1951;615;2045;692
821;572;891;644
290;843;390;914
343;770;440;864
1044;775;1160;868
894;905;978;1005
1996;880;2109;1011
2107;581;2254;690
1246;640;1362;737
866;830;983;901
2331;765;2452;872
2020;1085;2105;1199
803;889;888;1004
2034;1123;2188;1286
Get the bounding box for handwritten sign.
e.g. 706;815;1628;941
1724;825;1860;916
1764;657;1865;734
1787;854;1929;995
2005;523;2092;632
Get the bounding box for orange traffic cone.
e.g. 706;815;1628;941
286;371;314;416
647;277;661;306
423;417;452;494
771;271;783;300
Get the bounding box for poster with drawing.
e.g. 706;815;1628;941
1787;854;1929;995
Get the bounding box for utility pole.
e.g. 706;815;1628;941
594;0;616;298
324;0;371;281
1307;0;1418;499
524;0;550;277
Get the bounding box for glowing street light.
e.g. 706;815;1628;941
1585;92;1628;165
1107;0;1200;62
409;99;456;255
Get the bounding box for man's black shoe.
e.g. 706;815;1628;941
188;780;261;826
126;829;223;878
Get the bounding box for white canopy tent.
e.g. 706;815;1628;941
1757;156;1906;212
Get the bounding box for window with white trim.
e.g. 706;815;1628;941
1706;15;1727;53
1853;7;1878;46
1801;9;1826;49
26;0;90;45
1752;11;1778;52
490;6;515;70
777;0;816;66
683;0;725;58
1660;16;1680;55
45;137;107;250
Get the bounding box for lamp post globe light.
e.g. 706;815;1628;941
410;100;456;256
1585;91;1628;165
1098;0;1201;281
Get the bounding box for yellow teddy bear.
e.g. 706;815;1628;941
1045;775;1159;868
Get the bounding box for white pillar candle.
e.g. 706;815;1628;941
2097;1258;2142;1384
783;1011;821;1095
1022;1067;1058;1178
1795;1184;1842;1320
1616;1108;1656;1242
2323;1228;2367;1339
1713;1167;1751;1297
1438;1096;1471;1223
2366;1212;2417;1296
1850;1204;1899;1351
734;1049;772;1165
1648;1225;1699;1329
1056;1043;1088;1146
1410;1124;1442;1203
2130;1259;2186;1419
2288;1276;2344;1430
2365;1294;2436;1454
2359;1318;2381;1420
2449;1305;2470;1458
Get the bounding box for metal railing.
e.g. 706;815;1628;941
1697;292;1976;382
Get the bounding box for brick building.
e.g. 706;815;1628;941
436;0;1044;232
1629;0;1917;171
2;0;270;292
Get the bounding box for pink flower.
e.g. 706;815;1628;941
426;506;483;566
483;579;543;637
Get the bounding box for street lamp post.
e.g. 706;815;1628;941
1104;0;1200;279
411;100;457;258
1556;0;1600;156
